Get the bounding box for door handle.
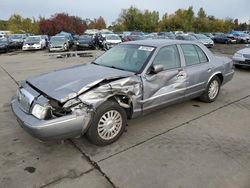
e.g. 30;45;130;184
207;68;212;72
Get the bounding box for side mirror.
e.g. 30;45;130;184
151;64;164;74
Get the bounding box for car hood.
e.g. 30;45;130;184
27;64;134;103
238;48;250;54
199;39;213;43
50;41;64;46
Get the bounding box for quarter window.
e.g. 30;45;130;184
153;45;181;70
181;44;208;66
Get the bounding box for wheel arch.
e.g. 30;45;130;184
107;95;133;119
207;72;223;86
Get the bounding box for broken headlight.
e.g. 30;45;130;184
31;104;50;120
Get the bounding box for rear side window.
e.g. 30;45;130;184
195;45;208;63
181;44;208;66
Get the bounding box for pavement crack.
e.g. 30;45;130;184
0;64;18;85
98;94;250;163
40;168;94;188
69;139;118;188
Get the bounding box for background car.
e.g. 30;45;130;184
76;35;95;50
176;34;198;41
103;34;122;50
232;44;250;68
0;38;10;52
189;34;214;48
213;34;234;44
8;34;27;49
48;36;69;52
22;36;46;51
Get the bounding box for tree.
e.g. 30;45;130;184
7;14;39;34
39;13;87;36
95;16;106;29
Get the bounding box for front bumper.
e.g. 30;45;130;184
11;97;90;141
49;46;65;52
22;45;41;51
233;57;250;67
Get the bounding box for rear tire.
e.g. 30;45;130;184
86;100;127;146
200;76;221;103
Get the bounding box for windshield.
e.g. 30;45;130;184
197;34;208;39
79;35;92;40
0;39;8;44
51;37;65;42
181;35;196;40
9;35;23;39
26;37;40;42
94;44;155;73
106;35;120;40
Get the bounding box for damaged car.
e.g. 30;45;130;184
11;40;234;145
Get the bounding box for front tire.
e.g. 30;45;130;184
200;76;221;103
86;100;127;146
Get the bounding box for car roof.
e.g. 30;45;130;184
122;39;200;47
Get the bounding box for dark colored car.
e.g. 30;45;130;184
76;35;95;50
8;34;27;49
213;34;235;44
0;38;10;52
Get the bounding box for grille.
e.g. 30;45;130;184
17;88;34;113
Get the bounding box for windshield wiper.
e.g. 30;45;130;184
110;66;126;71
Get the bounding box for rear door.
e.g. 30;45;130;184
180;44;214;98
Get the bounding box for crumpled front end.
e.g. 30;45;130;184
11;82;93;141
11;75;142;141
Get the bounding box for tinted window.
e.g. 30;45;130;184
153;45;181;70
195;45;208;63
181;44;200;66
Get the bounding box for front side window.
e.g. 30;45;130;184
181;44;208;66
153;45;181;70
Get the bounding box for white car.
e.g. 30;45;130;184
22;36;46;51
232;44;250;68
104;34;122;50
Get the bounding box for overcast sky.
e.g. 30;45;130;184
0;0;249;25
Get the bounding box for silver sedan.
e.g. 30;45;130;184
11;40;234;145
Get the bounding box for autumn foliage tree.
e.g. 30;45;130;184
39;13;87;36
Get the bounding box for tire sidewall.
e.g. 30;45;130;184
87;100;127;146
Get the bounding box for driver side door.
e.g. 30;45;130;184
141;45;187;112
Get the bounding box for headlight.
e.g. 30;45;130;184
32;104;49;119
234;52;243;58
